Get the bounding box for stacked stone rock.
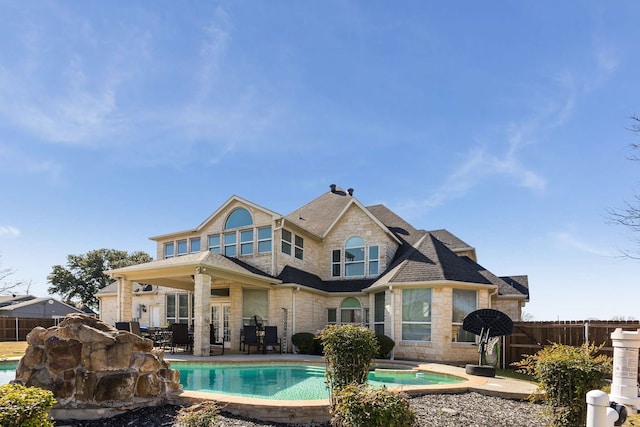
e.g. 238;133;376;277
13;314;181;419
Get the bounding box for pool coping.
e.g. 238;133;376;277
167;354;540;424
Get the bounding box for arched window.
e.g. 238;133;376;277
345;236;365;276
224;208;253;229
340;297;362;324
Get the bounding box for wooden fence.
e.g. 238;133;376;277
504;320;640;371
0;317;58;341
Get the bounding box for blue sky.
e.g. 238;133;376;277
1;1;639;321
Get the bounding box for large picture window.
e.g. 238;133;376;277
225;208;253;229
402;288;431;341
452;289;477;342
242;288;269;325
345;237;365;276
334;237;380;278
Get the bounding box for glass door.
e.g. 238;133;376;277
211;303;231;348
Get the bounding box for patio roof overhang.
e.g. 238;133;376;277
106;251;281;291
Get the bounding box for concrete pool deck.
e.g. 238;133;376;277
167;352;541;424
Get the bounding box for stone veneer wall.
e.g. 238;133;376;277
13;314;181;420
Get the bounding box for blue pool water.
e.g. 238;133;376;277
0;362;17;385
0;361;464;400
174;362;462;400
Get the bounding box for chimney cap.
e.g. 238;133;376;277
330;184;337;193
347;188;354;196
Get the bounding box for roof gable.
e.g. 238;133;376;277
285;188;400;243
150;195;281;241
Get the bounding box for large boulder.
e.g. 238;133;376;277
13;314;181;420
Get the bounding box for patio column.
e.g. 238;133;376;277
193;268;211;356
118;278;133;322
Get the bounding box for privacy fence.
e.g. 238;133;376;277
503;320;640;371
0;317;58;341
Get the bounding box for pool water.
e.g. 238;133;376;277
175;363;462;400
0;362;464;401
0;362;17;385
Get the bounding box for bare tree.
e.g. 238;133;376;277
0;256;28;295
607;115;640;258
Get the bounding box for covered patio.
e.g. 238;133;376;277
107;251;282;356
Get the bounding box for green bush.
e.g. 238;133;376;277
514;342;612;427
175;402;218;427
375;333;395;359
332;384;416;427
0;383;56;427
292;332;318;354
318;324;379;400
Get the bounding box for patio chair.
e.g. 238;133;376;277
210;325;225;356
171;323;191;354
243;325;260;354
263;326;282;354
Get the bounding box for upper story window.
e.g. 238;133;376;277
206;210;272;258
208;235;220;253
257;226;272;253
281;228;303;260
332;237;379;277
225;208;253;229
190;237;201;253
177;239;188;256
164;242;175;258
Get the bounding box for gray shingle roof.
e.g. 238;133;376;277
428;229;474;251
284;188;355;237
366;204;424;246
381;233;492;284
277;266;374;293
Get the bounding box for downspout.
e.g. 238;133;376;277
116;277;121;322
272;218;284;277
389;285;395;360
488;287;498;308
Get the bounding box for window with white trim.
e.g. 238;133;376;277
332;237;380;278
294;235;304;260
257;226;272;253
340;297;362;324
240;230;253;255
164;242;174;259
190;237;201;253
402;288;431;341
332;249;341;277
281;229;292;255
452;289;477;343
177;239;188;256
208;235;220;253
224;232;236;257
166;293;191;324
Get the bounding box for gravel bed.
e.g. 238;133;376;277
55;392;547;427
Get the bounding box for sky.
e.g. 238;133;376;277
1;1;639;321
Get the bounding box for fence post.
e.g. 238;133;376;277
15;317;18;341
585;321;589;343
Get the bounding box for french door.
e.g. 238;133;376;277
211;303;231;348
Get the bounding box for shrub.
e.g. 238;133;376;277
332;384;416;427
318;324;379;403
0;383;56;427
375;333;395;359
514;342;612;427
292;332;317;354
175;402;218;427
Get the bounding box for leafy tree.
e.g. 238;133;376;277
608;115;640;258
47;249;152;309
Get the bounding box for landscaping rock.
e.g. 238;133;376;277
13;314;180;420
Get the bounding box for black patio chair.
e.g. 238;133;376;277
129;321;141;336
263;326;282;354
171;323;191;354
210;325;225;356
243;325;260;354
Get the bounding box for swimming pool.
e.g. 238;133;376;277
0;362;17;385
173;362;463;400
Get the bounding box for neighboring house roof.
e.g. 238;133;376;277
0;295;35;308
0;296;83;316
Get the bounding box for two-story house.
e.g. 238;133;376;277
98;184;529;362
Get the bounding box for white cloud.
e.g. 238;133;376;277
551;231;616;257
0;226;20;238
